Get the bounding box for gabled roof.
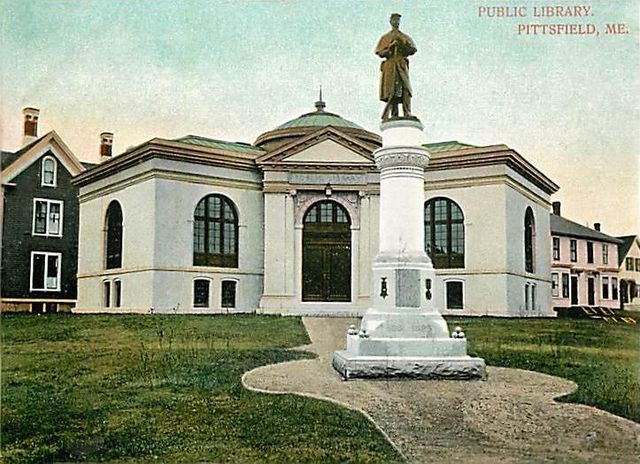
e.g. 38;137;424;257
256;125;375;169
1;136;44;169
550;214;623;244
1;131;87;184
616;235;639;266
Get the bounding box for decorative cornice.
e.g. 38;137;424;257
73;139;260;187
374;146;430;170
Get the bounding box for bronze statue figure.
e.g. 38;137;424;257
375;13;417;120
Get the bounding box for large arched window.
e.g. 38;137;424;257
104;201;123;269
193;194;238;267
424;197;464;268
524;207;535;273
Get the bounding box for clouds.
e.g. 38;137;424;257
1;0;637;233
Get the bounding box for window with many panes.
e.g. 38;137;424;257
626;257;634;271
30;252;61;291
424;198;464;269
551;273;559;297
602;277;609;299
553;237;560;260
636;258;640;271
193;279;210;308
41;156;57;187
33;199;63;237
193;195;238;267
524;208;535;273
570;240;577;262
602;244;608;265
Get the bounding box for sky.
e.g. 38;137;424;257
1;0;638;235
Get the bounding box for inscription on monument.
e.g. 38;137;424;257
395;269;420;307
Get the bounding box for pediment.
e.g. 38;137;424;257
256;126;376;168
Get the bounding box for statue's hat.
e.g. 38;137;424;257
390;13;401;20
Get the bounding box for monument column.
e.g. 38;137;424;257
332;13;485;379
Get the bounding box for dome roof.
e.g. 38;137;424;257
255;99;380;151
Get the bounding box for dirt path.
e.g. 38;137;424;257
242;317;640;463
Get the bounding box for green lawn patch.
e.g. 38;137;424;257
447;315;640;423
1;314;401;464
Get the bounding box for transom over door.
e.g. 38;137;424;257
302;201;351;302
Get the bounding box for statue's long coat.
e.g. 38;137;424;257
375;29;417;102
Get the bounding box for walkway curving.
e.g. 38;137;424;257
242;317;640;463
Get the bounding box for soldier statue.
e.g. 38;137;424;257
375;13;417;120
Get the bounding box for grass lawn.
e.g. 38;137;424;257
447;315;640;423
1;314;401;464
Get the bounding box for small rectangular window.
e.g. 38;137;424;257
587;242;594;264
30;252;61;291
33;199;63;237
612;278;618;300
636;258;640;272
103;281;111;307
552;237;560;260
551;273;559;297
114;281;122;308
570;240;577;262
194;279;210;308
531;284;536;311
221;280;237;308
562;273;570;298
445;281;463;310
626;258;633;271
602;277;609;299
602;244;608;265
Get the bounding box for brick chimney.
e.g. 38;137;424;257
552;201;561;216
22;107;40;146
100;132;114;162
594;223;601;231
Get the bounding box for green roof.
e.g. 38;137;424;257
174;135;264;155
276;110;365;131
424;141;475;153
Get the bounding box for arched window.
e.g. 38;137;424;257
193;194;238;267
424;197;464;268
41;156;57;187
104;201;123;269
524;207;535;273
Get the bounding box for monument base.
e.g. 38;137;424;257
332;351;486;380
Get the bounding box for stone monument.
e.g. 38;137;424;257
332;14;486;380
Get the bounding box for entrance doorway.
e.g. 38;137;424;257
587;277;595;306
302;201;351;302
571;276;579;305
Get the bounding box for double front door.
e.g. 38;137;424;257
302;201;351;302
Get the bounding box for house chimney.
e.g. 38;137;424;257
594;223;601;231
22;107;40;146
100;132;114;162
552;201;561;216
